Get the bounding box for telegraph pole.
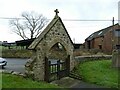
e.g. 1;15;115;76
112;17;115;50
112;17;114;26
73;38;75;44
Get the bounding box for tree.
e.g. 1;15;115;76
9;11;48;40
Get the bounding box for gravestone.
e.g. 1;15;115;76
25;9;75;81
112;29;120;68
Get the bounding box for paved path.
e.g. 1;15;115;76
50;77;107;88
1;58;28;73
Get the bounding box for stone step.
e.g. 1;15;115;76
69;72;82;80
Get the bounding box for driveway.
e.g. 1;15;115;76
1;58;28;73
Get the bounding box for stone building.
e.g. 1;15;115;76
25;9;75;81
85;23;120;54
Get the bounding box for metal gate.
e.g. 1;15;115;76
45;56;70;82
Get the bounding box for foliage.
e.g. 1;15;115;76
74;60;119;88
1;73;61;88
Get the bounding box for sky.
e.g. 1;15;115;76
0;0;119;43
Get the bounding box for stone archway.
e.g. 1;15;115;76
25;9;75;82
44;42;70;82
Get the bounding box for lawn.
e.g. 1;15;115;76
1;73;61;88
74;60;119;88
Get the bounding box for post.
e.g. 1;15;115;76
66;55;70;76
57;60;60;79
112;17;114;26
112;2;120;68
112;29;120;68
112;17;115;50
44;57;50;82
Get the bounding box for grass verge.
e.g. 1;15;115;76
1;73;61;88
74;60;119;88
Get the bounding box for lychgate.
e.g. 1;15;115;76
25;9;75;82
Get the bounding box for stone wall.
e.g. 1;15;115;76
112;49;120;68
75;55;112;63
25;16;75;81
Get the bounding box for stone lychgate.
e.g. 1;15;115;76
25;9;75;82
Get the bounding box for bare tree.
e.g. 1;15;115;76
9;11;48;40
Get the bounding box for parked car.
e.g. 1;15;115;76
0;57;7;68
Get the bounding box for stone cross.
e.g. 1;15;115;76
54;9;59;16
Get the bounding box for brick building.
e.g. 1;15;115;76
85;23;120;54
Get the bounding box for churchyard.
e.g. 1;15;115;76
1;9;119;89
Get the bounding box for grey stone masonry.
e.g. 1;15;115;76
112;28;120;68
25;9;75;81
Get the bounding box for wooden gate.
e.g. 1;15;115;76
44;55;70;82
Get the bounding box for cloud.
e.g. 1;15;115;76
0;0;119;43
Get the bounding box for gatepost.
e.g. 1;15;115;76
112;2;120;68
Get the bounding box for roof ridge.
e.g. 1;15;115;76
86;23;119;41
28;12;73;50
28;16;59;49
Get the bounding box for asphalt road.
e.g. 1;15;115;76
1;58;58;74
1;58;28;73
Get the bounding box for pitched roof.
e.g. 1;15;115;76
86;23;119;41
28;14;73;50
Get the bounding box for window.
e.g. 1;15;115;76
90;34;94;37
114;29;120;37
98;31;103;35
58;43;63;49
99;45;102;49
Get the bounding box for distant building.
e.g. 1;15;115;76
85;23;120;54
0;41;2;45
73;43;83;50
15;38;35;48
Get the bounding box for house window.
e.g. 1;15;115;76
99;45;102;49
90;34;93;37
98;31;103;35
114;29;120;37
116;45;120;49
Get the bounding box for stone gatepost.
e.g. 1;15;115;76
112;29;120;68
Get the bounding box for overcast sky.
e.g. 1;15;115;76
0;0;119;43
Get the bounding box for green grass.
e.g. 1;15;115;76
0;45;27;50
1;73;61;88
75;60;119;88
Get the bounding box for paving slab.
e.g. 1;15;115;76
50;77;108;88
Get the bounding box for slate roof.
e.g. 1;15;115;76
15;38;35;46
28;13;73;50
86;23;119;41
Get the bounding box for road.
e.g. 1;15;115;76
1;58;28;73
1;58;60;74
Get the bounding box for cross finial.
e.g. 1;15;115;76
54;9;59;16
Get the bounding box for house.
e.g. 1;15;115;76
85;23;120;54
